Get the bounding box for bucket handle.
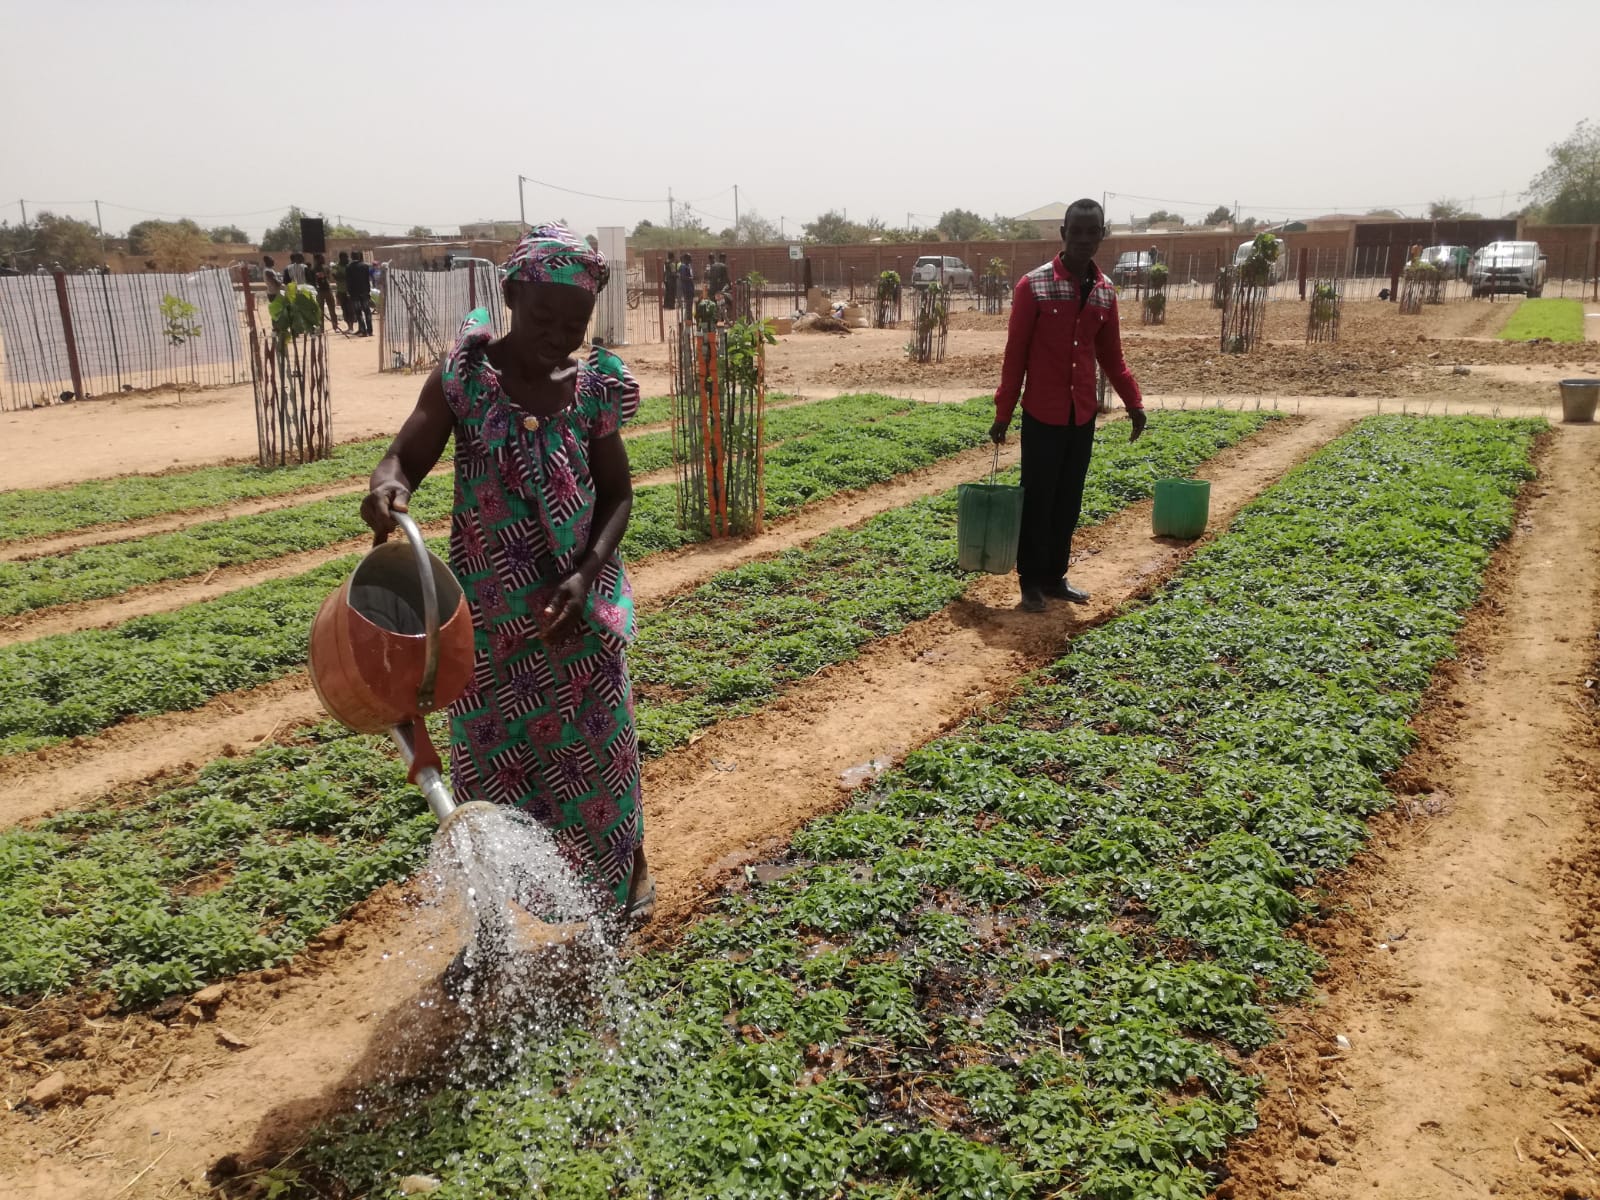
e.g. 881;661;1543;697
392;512;440;712
989;442;1000;487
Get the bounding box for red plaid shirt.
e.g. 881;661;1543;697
994;255;1143;427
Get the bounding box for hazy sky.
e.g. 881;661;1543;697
3;0;1596;240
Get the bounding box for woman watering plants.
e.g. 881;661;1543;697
361;223;654;924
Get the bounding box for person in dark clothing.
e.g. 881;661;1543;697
990;198;1146;613
313;253;341;331
677;253;694;314
663;250;678;310
346;251;373;337
336;250;353;325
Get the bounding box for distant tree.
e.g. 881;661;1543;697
804;210;869;244
260;207;308;252
10;212;103;270
146;222;213;271
1364;208;1402;218
989;214;1042;240
628;218;718;250
875;226;919;244
935;208;994;241
127;219;205;259
0;221;28;266
1527;118;1600;223
328;223;371;240
1427;199;1465;220
731;210;780;244
1145;209;1185;226
1203;205;1233;226
1237;216;1260;233
405;225;435;239
208;224;249;244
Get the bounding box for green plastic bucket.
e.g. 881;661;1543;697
957;479;1023;574
1152;478;1210;540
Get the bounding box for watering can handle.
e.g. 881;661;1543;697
990;442;1000;487
392;511;440;712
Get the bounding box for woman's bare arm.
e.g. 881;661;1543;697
361;365;453;544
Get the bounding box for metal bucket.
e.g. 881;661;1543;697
1559;378;1600;424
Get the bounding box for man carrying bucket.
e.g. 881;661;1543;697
990;198;1146;613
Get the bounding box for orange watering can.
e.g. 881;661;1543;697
309;513;480;827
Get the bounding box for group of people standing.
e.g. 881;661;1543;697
663;250;731;314
261;250;375;336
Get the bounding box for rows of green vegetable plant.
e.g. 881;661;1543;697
276;415;1538;1200
634;410;1272;754
0;394;921;618
0;397;995;754
0;395;680;545
0;410;1277;1006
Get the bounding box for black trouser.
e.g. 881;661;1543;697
1017;410;1096;591
317;286;340;328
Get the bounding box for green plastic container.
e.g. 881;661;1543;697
1152;478;1210;540
957;481;1024;574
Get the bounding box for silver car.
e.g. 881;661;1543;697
910;255;975;289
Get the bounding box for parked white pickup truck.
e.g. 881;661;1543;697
1469;241;1547;298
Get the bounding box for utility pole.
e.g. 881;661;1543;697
733;185;739;238
94;199;105;257
19;199;26;227
517;175;526;229
780;216;785;238
668;187;675;229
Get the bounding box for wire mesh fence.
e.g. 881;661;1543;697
0;268;247;411
379;262;504;372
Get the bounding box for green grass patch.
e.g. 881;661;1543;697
1497;297;1586;342
0;410;1276;1007
281;415;1540;1200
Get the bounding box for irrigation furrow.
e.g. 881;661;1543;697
0;413;1343;1200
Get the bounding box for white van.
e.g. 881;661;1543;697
1233;238;1290;284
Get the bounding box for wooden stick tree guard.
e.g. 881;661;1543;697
908;284;949;364
671;323;766;539
1142;266;1169;326
1220;281;1267;353
1399;263;1442;313
251;329;331;467
1306;278;1342;344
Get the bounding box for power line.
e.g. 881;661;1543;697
516;174;665;205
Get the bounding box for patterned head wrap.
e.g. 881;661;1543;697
501;222;609;294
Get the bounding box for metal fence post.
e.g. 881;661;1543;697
51;269;85;400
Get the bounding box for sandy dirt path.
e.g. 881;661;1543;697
8;297;1586;492
1225;422;1600;1200
0;440;1020;825
0;414;1340;1200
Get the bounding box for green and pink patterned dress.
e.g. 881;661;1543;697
440;308;642;907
